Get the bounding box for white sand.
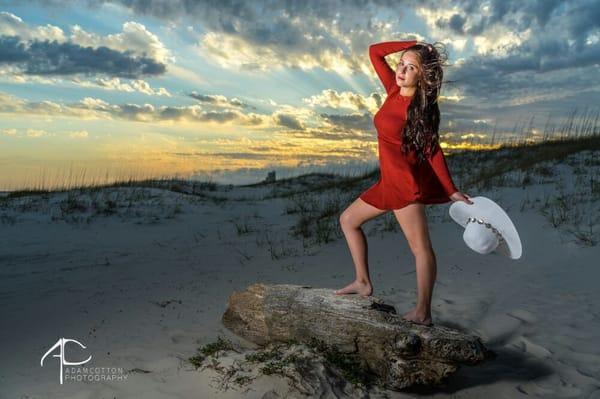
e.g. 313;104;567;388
1;150;599;398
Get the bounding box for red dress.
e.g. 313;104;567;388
359;40;459;210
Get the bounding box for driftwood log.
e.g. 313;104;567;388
222;283;495;391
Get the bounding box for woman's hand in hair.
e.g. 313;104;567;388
450;191;474;204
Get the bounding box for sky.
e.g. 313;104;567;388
0;0;599;189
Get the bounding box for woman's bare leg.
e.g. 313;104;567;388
393;202;436;326
334;197;387;296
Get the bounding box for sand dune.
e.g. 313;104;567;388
0;147;599;398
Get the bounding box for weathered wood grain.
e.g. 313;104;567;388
222;283;494;390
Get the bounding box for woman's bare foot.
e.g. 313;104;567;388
333;280;373;297
402;309;433;326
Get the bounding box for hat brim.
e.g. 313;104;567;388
449;196;522;259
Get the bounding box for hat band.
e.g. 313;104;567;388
467;217;505;243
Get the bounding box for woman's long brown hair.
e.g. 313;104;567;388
400;42;449;164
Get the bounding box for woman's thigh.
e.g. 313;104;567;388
340;197;388;228
392;202;433;255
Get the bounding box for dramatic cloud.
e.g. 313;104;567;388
0;90;268;125
0;90;385;142
0;35;165;78
273;112;305;130
0;85;414;155
0;11;171;79
303;89;382;113
25;1;416;76
71;77;171;96
319;112;374;132
0;10;65;42
419;0;564;36
415;0;600;108
0;11;172;63
188;92;251;109
3;0;599;146
29;0;599;115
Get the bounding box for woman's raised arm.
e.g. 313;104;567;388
369;40;417;95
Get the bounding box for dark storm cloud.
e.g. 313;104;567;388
429;0;565;35
446;37;600;103
0;35;166;78
158;106;188;120
445;14;467;34
31;0;574;44
439;87;600;140
189;93;222;103
274;113;305;130
320;112;373;131
433;0;600;116
47;0;401;32
563;1;600;39
200;110;239;123
117;103;264;125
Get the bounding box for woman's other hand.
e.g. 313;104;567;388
450;191;473;204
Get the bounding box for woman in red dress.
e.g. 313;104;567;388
334;40;473;326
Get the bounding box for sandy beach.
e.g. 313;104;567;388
1;142;599;398
2;0;599;396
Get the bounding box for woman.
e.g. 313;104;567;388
334;40;473;327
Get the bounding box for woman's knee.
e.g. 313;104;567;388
339;210;359;229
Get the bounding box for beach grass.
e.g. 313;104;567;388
2;111;598;245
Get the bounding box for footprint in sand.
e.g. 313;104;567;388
506;308;537;324
516;373;584;397
513;336;553;359
477;312;523;345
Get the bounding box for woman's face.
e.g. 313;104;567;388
395;51;421;89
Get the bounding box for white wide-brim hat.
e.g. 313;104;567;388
449;196;522;259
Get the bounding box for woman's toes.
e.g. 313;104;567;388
334;282;358;295
334;281;372;296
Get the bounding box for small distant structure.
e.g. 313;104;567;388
263;170;276;183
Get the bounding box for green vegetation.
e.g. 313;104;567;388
189;335;379;391
2;122;598;244
188;336;235;369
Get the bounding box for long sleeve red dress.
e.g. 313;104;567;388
359;40;459;210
